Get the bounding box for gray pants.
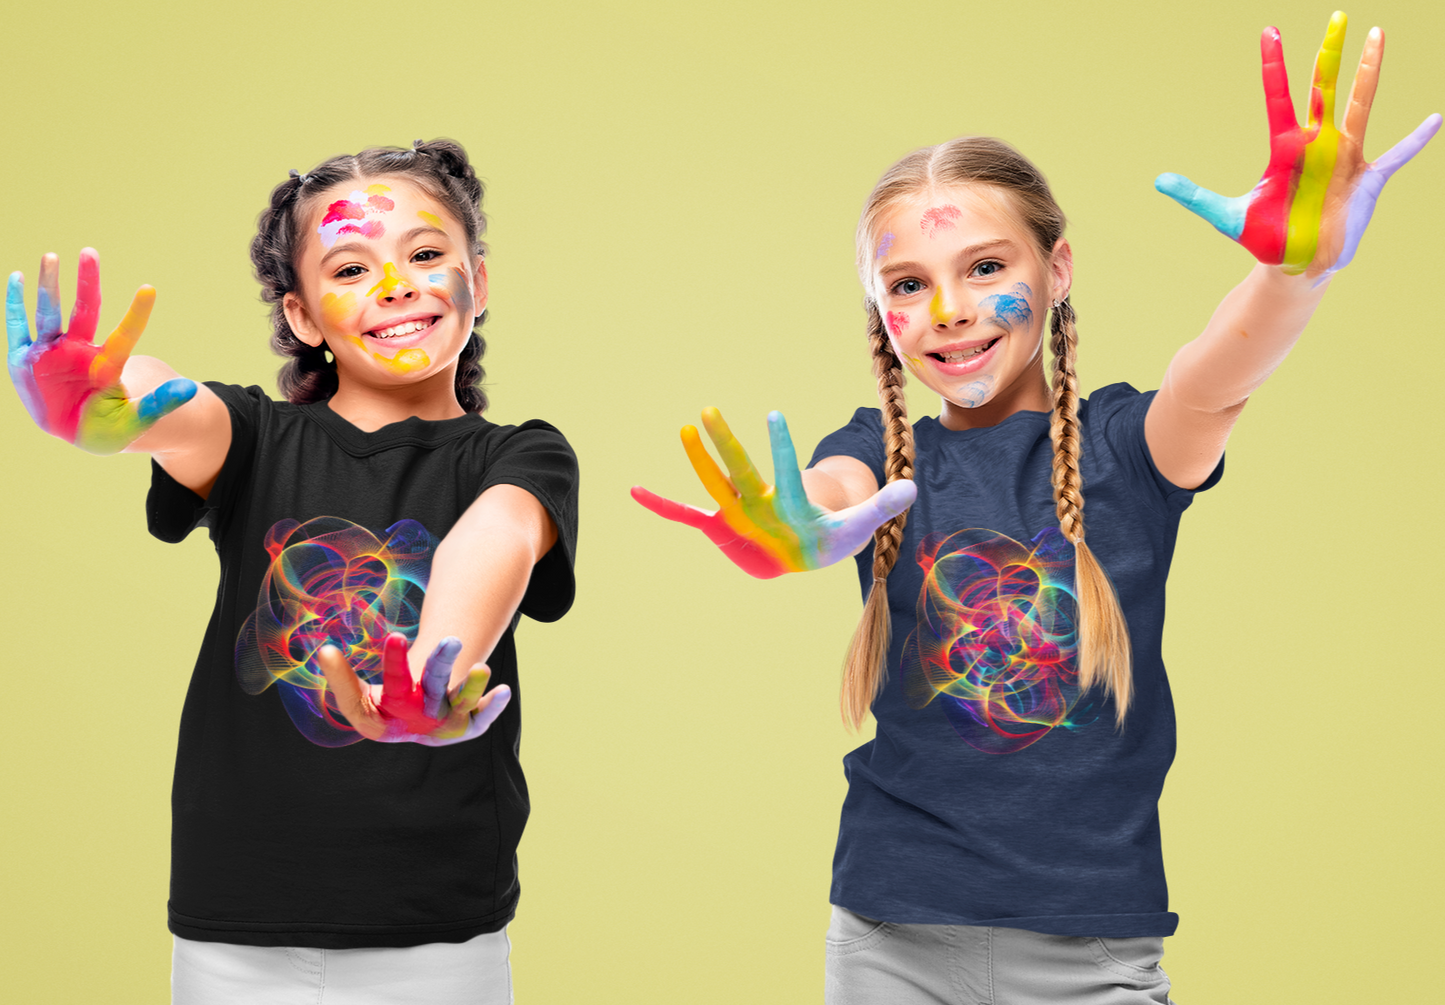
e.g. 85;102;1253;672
825;906;1175;1005
172;928;512;1005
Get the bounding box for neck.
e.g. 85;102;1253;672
324;366;467;432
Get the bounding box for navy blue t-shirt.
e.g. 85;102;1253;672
809;383;1221;938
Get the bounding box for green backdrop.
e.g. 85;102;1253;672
2;1;1440;1001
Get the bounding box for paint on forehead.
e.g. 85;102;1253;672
885;311;909;337
366;262;414;299
875;232;896;259
957;375;996;408
920;205;962;238
418;210;444;229
317;187;398;250
978;282;1033;332
929;289;950;325
321;291;358;328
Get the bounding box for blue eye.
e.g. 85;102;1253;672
891;278;924;296
973;260;1003;277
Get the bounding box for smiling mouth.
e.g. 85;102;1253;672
929;337;1000;363
368;316;440;339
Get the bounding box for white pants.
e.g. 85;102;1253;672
172;928;512;1005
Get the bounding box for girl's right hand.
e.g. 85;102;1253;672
7;249;195;454
631;407;916;579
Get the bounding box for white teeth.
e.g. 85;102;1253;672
371;319;433;339
940;345;987;362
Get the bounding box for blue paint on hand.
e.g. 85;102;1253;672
1155;172;1249;240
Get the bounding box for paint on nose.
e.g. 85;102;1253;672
929;289;951;325
368;262;414;300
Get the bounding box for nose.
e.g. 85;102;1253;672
929;284;973;329
368;262;418;304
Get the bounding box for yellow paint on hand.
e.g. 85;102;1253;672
366;262;414;299
417;210;444;229
1283;10;1345;273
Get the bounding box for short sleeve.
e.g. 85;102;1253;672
807;408;887;487
1089;383;1223;515
478;420;580;623
145;382;263;543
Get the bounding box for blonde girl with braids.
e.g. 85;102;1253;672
634;14;1437;1004
6;139;579;1003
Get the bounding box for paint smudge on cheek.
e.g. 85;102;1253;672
418;210;444;229
920;205;962;238
957;375;996;408
901;352;927;380
875;232;896;259
978;282;1034;332
321;292;358;328
885;311;909;337
929;289;951;325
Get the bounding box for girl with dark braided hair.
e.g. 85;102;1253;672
633;13;1437;1004
7;138;579;1002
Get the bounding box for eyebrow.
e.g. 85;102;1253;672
878;239;1018;278
317;225;451;269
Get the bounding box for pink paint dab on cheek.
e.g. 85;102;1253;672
885;311;908;337
920;205;962;238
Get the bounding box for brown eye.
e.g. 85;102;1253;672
334;265;366;279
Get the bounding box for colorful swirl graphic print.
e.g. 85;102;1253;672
234;516;437;747
900;527;1098;754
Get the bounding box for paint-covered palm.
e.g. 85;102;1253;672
632;408;916;579
1155;12;1439;278
6;249;195;454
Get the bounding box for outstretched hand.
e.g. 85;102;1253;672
7;248;196;453
632;408;916;579
1155;11;1440;278
318;633;509;746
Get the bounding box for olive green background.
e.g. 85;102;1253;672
1;1;1440;1001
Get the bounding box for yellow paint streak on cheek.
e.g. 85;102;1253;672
901;352;927;380
321;292;358;328
373;348;430;374
418;210;443;229
929;289;949;325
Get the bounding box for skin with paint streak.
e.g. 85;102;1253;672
6;250;196;453
1156;12;1441;278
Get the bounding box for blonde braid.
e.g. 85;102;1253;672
841;301;917;730
1048;297;1133;722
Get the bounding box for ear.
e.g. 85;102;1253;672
283;292;325;347
1048;238;1074;304
472;258;489;315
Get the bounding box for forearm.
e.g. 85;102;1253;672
1160;263;1328;413
411;484;557;683
123;355;230;497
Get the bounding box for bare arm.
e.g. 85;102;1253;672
1145;265;1326;489
123;354;231;498
408;483;560;685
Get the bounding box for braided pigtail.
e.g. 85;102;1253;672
251;171;339;405
840;299;917;730
1048;297;1133;723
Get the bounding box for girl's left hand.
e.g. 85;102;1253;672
318;633;510;746
1155;11;1440;279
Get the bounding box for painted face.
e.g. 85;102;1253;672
871;187;1062;426
288;177;485;390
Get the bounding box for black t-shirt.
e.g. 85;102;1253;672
808;384;1221;938
147;383;579;949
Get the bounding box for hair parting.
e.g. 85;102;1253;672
251;138;490;412
843;136;1133;729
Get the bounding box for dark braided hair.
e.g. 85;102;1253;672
251;138;489;412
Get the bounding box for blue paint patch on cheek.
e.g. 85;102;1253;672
979;282;1034;331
